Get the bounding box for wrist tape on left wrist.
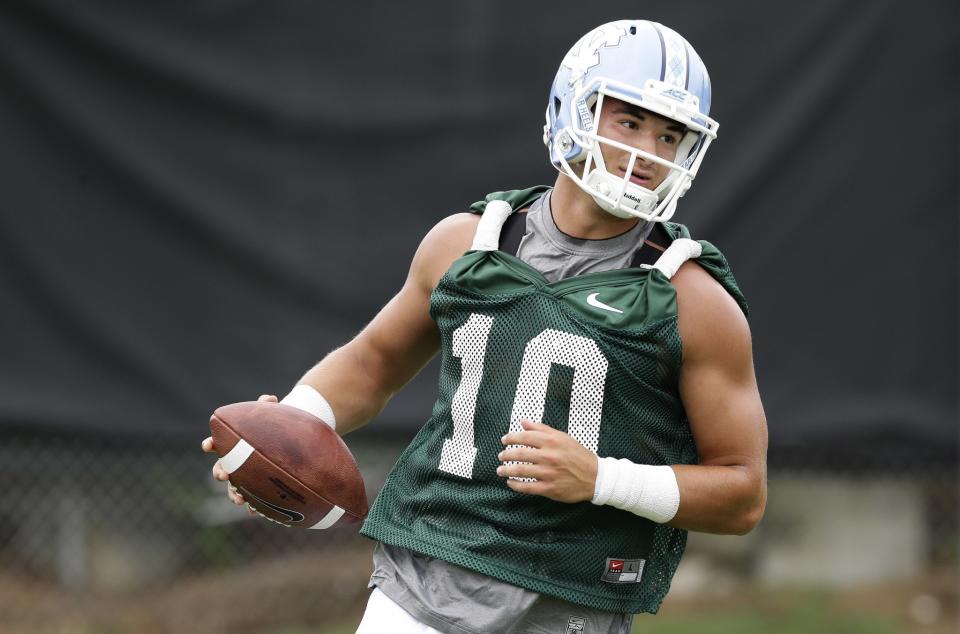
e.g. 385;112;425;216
591;457;680;524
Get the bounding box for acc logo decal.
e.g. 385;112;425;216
661;87;690;102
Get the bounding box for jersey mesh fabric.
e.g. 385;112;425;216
361;188;748;615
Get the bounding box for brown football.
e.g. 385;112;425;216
209;401;367;529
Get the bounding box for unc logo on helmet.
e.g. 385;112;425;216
543;20;719;223
561;21;630;83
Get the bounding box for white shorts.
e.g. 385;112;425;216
356;587;445;634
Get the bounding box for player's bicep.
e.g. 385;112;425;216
679;334;767;469
676;270;767;469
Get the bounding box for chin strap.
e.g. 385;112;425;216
584;168;658;219
583;134;658;219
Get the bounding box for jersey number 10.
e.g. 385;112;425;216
438;312;609;479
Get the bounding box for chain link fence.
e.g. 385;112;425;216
0;432;955;633
0;432;404;634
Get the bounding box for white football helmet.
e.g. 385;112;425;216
544;20;719;222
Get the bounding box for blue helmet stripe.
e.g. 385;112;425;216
655;24;667;82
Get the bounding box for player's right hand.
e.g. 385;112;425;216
201;394;278;513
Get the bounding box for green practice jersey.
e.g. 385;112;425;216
361;188;748;614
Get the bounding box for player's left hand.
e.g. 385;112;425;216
497;419;598;503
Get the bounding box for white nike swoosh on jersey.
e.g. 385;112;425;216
586;293;624;314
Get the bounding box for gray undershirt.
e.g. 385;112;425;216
367;191;649;634
516;190;653;283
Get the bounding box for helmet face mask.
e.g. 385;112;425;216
544;21;719;222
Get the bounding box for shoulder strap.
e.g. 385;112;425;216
659;222;750;315
471;200;513;251
648;238;702;279
498;210;527;255
629;222;673;267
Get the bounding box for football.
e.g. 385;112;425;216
209;401;368;529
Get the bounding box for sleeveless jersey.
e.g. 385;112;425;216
360;187;749;614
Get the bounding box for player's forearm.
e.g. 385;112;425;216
668;463;766;535
287;284;440;435
293;342;398;435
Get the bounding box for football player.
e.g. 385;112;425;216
203;19;767;633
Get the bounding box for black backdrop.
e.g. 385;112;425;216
0;0;956;452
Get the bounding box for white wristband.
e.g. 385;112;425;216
279;384;336;429
591;457;680;524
